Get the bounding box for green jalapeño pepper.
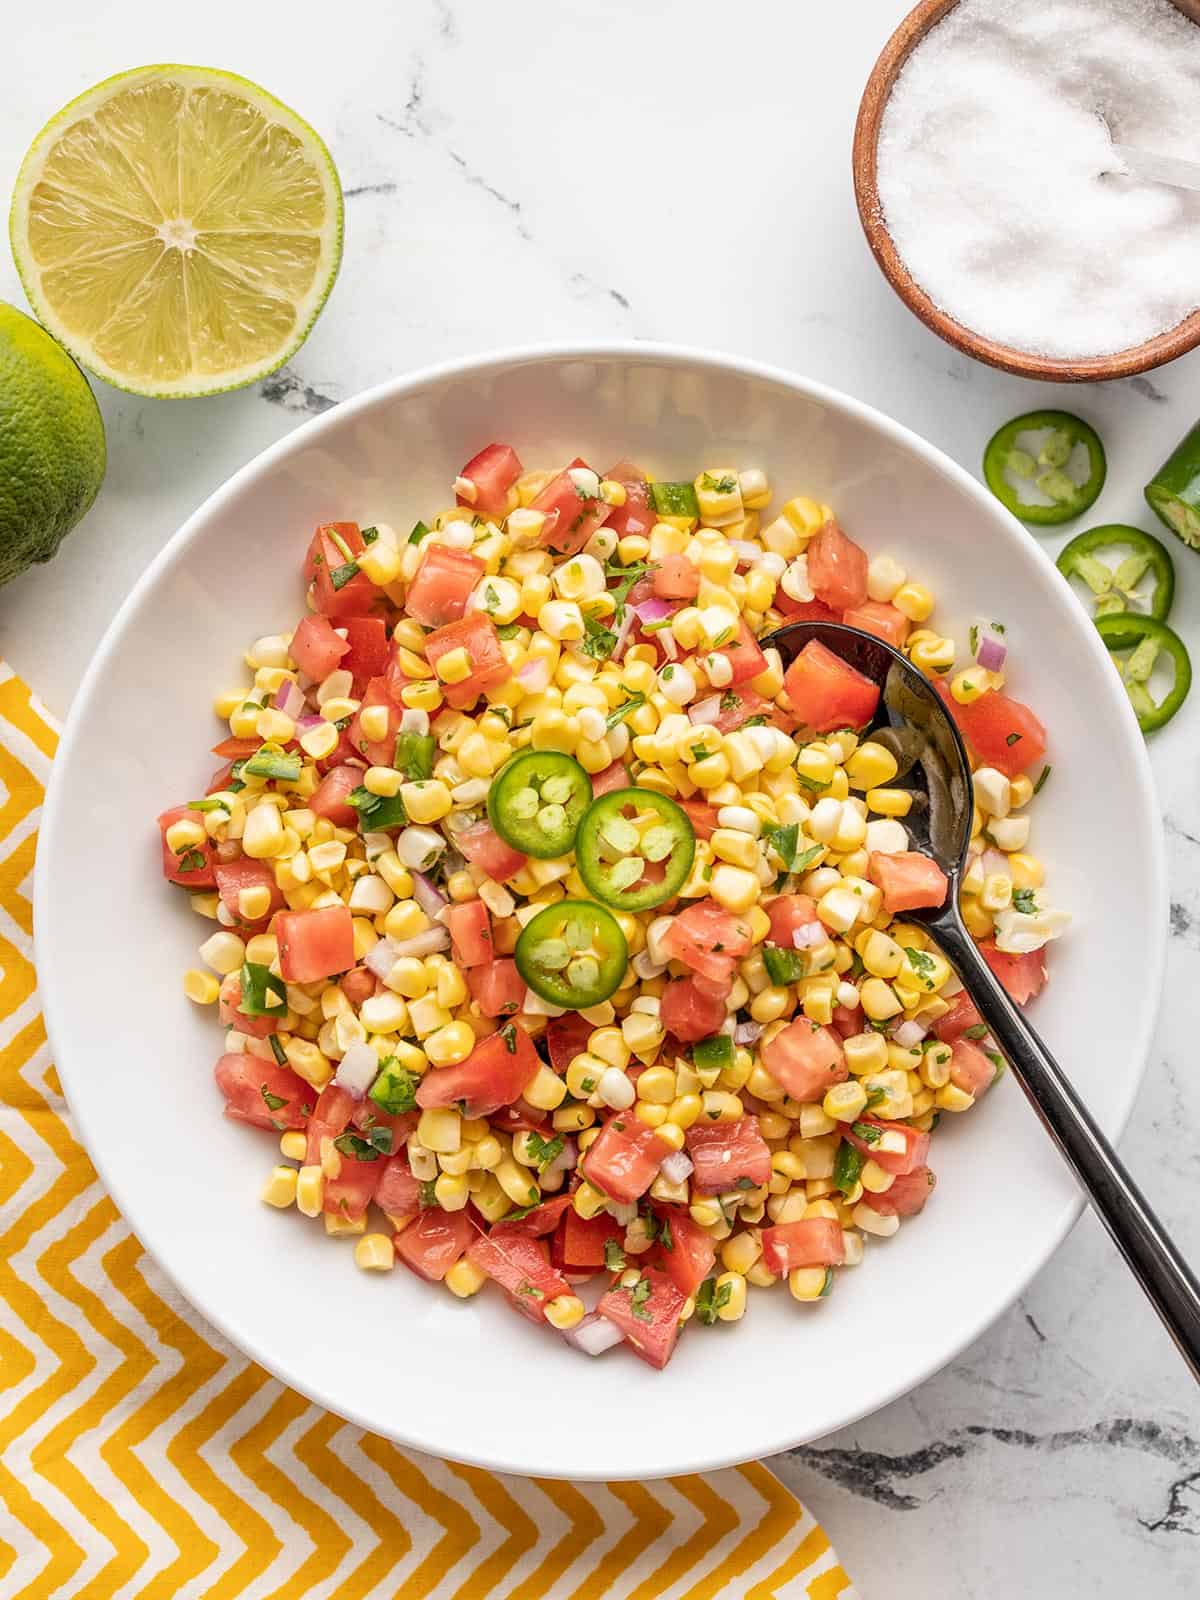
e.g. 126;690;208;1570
1145;421;1200;551
983;410;1106;526
1056;524;1175;623
1095;613;1192;735
515;900;628;1008
574;788;696;912
487;750;593;859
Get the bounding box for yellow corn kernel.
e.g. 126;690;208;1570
720;1232;762;1276
354;1232;396;1272
860;977;903;1021
445;1258;488;1298
495;1158;540;1208
788;1265;832;1302
636;1066;677;1105
842;1031;889;1077
845;741;899;791
553;1104;596;1133
708;863;760;915
709;827;760;872
909;635;956;675
324;1210;366;1237
714;1271;748;1321
1009;774;1035;808
892;582;934;622
860;1159;896;1195
823;1080;868;1122
417;1107;462;1154
183;968;220;1005
935;1082;976;1113
1008;852;1045;889
961;896;995;939
435;1172;471;1211
950;668;988;706
634;1102;668;1129
260;1165;298;1208
544;1293;587;1330
433;647;471;685
866;787;913;818
572;1181;608;1220
401;678;443;713
700;1090;744;1124
295;1165;324;1217
518;1063;564;1112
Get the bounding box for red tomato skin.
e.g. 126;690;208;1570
394;1208;475;1282
157;806;217;888
214;1054;311;1130
661;902;753;985
218;973;280;1039
324;1150;383;1222
934;994;984;1042
870;1165;937;1216
774;594;840;623
206;761;239;795
784;640;880;733
761;1018;848;1102
581;1117;666;1204
601;461;657;540
405;544;485;627
950;1037;998;1097
831;1002;864;1039
708;687;779;734
685;1117;772;1193
290;614;349;681
979;940;1047;1004
652;1210;716;1296
444;899;493;968
310;764;365;827
806;522;869;611
545;1013;594;1073
455;820;527;881
868;851;949;914
304;523;380;617
934;678;1047;778
304;1083;357;1166
659;977;726;1043
841;600;910;649
653;555;700;600
466;958;525;1018
339;616;391;689
760;1217;846;1275
765;893;820;948
843;1118;930;1176
348;676;401;767
678;799;720;841
554;1210;625;1272
721;619;768;686
492;1194;573;1239
276;905;355;983
597;1264;687;1369
210;736;263;760
375;1150;422;1219
422;614;511;710
531;459;613;558
213;859;284;929
415;1022;540;1117
458;443;523;516
467;1232;572;1323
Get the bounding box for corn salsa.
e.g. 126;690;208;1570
158;443;1068;1369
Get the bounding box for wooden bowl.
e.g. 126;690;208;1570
852;0;1200;382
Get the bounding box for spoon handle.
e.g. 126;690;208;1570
934;916;1200;1381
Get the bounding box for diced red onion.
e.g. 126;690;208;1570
731;540;761;566
658;630;679;661
295;713;324;734
517;658;550;693
689;695;722;726
364;937;401;980
793;922;826;950
273;680;307;720
893;1019;927;1050
975;624;1008;672
411;871;448;920
390;927;451;959
982;848;1009;878
611;607;636;662
543;1138;577;1182
734;1021;763;1045
562;1313;625;1356
660;1151;694;1185
631;596;673;625
334;1041;379;1097
607;1199;638;1226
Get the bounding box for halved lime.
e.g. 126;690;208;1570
10;64;343;398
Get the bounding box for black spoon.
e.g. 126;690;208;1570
765;620;1200;1380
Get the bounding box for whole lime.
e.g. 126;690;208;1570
0;300;105;585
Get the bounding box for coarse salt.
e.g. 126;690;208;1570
876;0;1200;358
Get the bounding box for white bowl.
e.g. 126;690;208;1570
37;344;1165;1480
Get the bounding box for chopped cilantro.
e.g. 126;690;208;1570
695;1278;732;1326
1005;731;1022;746
496;622;522;640
329;560;360;591
525;1132;564;1171
795;772;830;794
864;1086;889;1109
1012;887;1039;914
500;1022;518;1055
606;692;645;730
629;1276;653;1322
334;1132;385;1162
517;1282;545;1299
176;848;207;873
581;613;618;661
905;947;936;978
699;472;737;494
969;624;979;656
1033;764;1052;794
419;1179;439;1207
361;525;379;544
849;1120;882;1144
604;1239;626;1271
833;1140;864;1195
268;1035;288;1068
409;520;430;544
260;1085;287;1112
962;1023;989;1041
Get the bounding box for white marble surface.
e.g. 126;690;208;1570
2;1;1197;1593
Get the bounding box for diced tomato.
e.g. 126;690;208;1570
979;940;1047;1004
652;1210;715;1297
554;1209;625;1273
950;1037;999;1097
601;460;657;541
659;977;726;1043
467;1231;572;1324
310;764;365;827
686;1117;772;1194
394;1208;475;1282
348;676;401;767
206;761;239;795
581;1117;666;1204
597;1264;687;1369
290;614;349;681
422;614;511;710
324;1148;383;1222
760;1218;845;1275
591;760;629;795
841;600;910;649
774;594;840;623
375;1150;422;1220
720;619;768;687
806;521;869;612
492;1102;550;1135
934;678;1047;779
353;1101;417;1148
709;687;778;734
843;1118;930;1176
458;443;523;516
339;616;391;689
214;1053;311;1130
405;543;485;628
157;805;216;888
832;1002;863;1038
531;458;612;558
217;973;280;1039
304;523;380;617
276;905;354;983
868;851;948;914
760;1018;848;1102
304;1082;357;1165
661;901;753;985
870;1165;937;1216
213;859;284;930
445;900;493;968
784;640;880;733
455;820;527;881
545;1013;594;1072
934;993;984;1042
653;555;700;601
492;1194;573;1238
764;893;820;949
210;736;262;760
678;799;720;841
415;1022;540;1117
467;958;525;1018
340;966;377;1006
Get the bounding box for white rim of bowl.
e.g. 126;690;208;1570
35;340;1167;1478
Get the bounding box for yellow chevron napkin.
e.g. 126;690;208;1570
0;660;859;1600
